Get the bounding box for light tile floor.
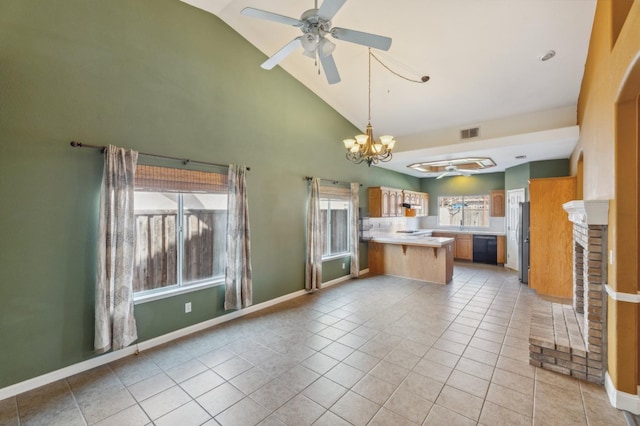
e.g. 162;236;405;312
0;263;628;425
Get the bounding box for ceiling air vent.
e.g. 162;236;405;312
460;127;480;139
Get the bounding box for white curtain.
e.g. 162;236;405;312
305;177;322;292
349;182;360;278
224;165;253;310
95;145;139;354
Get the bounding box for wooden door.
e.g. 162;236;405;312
389;191;397;217
368;188;382;217
529;177;576;298
490;190;505;217
456;234;473;260
421;193;429;217
497;235;506;264
381;189;390;217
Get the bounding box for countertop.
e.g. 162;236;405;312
431;229;506;236
370;236;455;248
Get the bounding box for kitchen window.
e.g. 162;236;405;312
133;165;228;301
438;195;490;228
319;186;351;259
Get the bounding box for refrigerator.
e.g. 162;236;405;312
518;201;530;283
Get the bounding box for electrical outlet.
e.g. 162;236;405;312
342;262;346;269
185;302;192;313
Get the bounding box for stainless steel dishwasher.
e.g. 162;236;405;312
472;235;497;265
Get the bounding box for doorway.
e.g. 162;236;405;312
614;55;639;394
506;188;525;270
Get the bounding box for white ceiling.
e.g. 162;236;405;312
181;0;596;177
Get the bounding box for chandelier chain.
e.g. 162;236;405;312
368;48;372;122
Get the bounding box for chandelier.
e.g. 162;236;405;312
343;49;396;167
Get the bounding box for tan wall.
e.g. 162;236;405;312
575;0;640;395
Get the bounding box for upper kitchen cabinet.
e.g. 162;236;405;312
369;187;402;217
490;190;505;217
529;176;576;298
369;187;429;217
402;190;429;217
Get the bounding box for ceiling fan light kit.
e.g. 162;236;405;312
241;0;392;84
408;157;496;179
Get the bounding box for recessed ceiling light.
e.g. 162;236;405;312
539;50;556;62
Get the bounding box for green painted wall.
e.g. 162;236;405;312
505;159;569;201
505;163;531;200
420;172;505;216
530;159;570;179
0;0;419;388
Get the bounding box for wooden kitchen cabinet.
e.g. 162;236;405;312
529;176;576;298
455;234;473;261
432;232;473;260
497;235;506;264
421;193;430;216
432;232;456;257
389;189;403;217
490;190;505;217
402;190;429;217
369;187;403;217
370;187;427;217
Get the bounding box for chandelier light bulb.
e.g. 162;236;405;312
379;135;393;145
355;134;368;145
343;139;356;149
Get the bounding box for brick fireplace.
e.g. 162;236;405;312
529;200;609;384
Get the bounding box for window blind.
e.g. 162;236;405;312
135;165;228;193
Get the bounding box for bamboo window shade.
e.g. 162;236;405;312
319;184;351;199
135;165;228;193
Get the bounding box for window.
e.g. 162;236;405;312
133;165;228;298
320;198;349;258
319;185;351;259
438;195;490;227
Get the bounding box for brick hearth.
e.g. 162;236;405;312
529;200;609;384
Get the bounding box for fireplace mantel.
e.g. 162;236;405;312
562;200;610;225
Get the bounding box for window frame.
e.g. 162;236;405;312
437;194;491;228
133;165;229;304
319;185;354;262
320;196;351;261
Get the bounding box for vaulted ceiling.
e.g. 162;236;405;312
181;0;596;177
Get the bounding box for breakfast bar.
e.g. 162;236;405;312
368;236;455;284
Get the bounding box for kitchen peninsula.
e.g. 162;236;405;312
368;235;455;284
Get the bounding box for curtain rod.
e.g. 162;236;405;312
304;176;362;187
70;141;250;171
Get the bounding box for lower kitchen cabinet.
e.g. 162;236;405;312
433;232;505;263
455;234;473;261
432;232;456;258
497;235;506;264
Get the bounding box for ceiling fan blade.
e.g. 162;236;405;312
317;0;347;21
241;7;303;27
436;172;450;180
261;37;302;70
318;53;341;84
331;27;392;51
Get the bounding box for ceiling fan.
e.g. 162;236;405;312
241;0;392;84
436;163;479;179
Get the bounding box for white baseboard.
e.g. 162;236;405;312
322;269;369;289
0;286;313;401
605;371;640;414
